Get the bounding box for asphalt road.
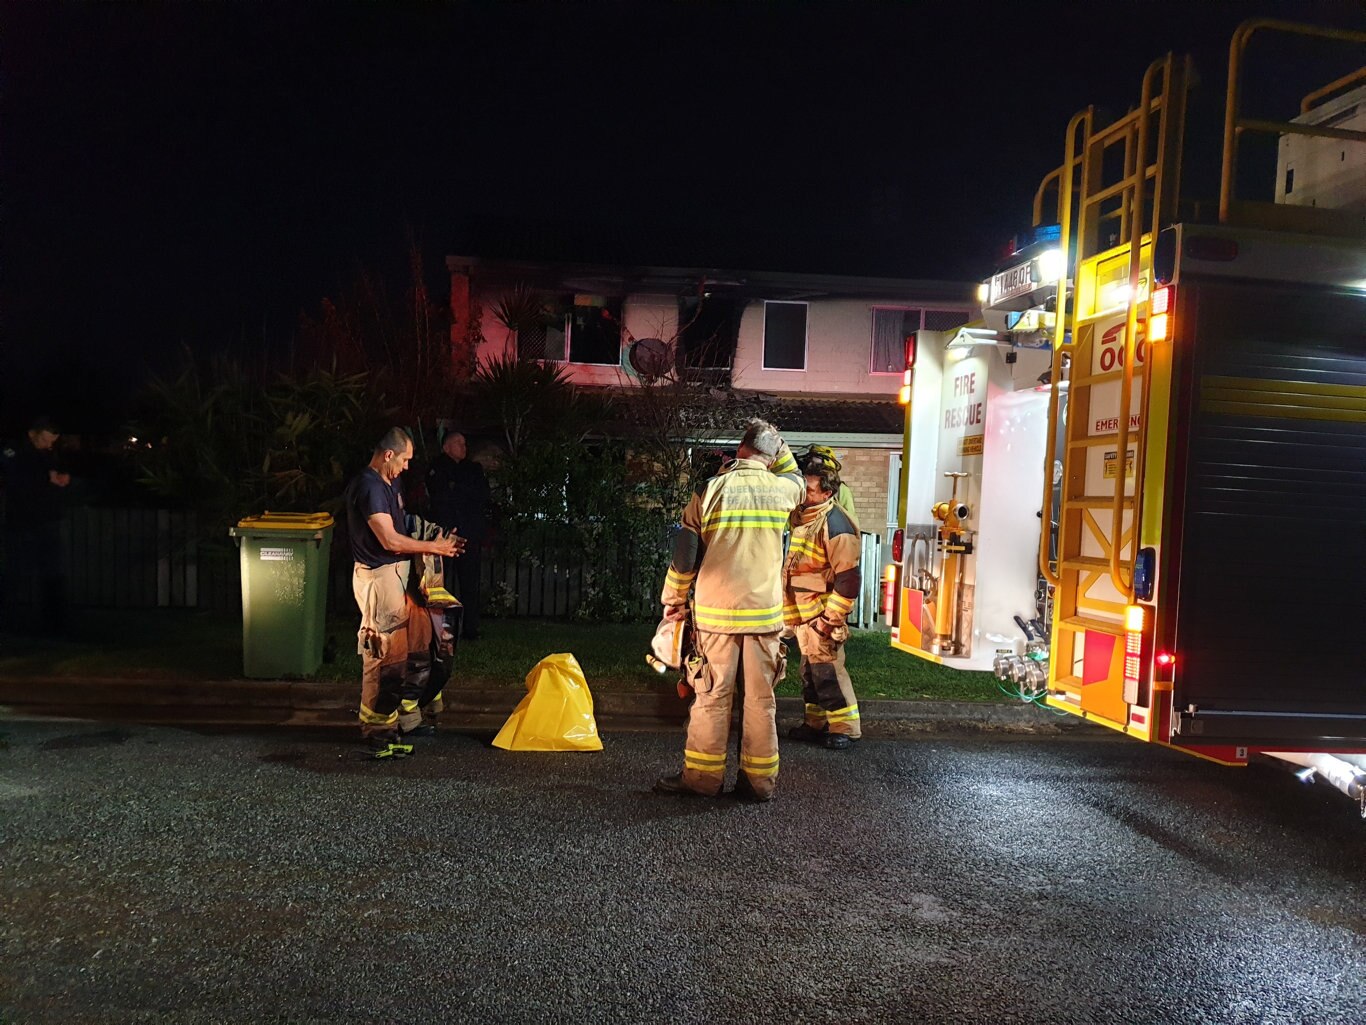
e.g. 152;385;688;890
2;719;1364;1024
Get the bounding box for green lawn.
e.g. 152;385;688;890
0;609;1003;702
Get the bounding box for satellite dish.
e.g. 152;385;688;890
628;338;671;379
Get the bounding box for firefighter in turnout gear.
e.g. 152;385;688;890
653;419;805;801
345;427;463;760
803;444;857;522
784;455;862;749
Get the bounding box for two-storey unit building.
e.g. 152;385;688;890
447;255;974;554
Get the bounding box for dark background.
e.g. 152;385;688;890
2;0;1363;433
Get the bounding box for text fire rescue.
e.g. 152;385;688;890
944;371;984;429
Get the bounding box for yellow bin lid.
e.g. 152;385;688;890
234;511;335;531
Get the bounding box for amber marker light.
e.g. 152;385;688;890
1149;286;1173;342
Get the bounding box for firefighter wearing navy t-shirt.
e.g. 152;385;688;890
343;427;462;759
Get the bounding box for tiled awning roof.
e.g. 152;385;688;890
751;395;903;436
599;389;903;441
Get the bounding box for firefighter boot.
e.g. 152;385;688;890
732;774;775;803
787;723;827;743
653;773;706;797
362;734;414;761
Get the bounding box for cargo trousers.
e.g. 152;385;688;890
353;560;444;738
680;630;785;799
793;621;861;739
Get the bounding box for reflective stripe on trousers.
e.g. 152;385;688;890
794;620;860;739
354;561;434;738
680;630;782;798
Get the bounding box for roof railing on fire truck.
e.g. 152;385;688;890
1220;19;1366;235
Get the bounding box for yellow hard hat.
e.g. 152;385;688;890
802;444;842;474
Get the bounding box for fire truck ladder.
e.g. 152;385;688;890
1036;55;1190;703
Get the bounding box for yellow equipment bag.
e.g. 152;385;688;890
492;653;604;752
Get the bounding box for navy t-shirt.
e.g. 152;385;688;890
345;468;406;568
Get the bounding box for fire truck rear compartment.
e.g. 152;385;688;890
1174;280;1366;744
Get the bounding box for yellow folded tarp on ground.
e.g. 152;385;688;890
492;652;604;752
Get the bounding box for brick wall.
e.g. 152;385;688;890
827;446;895;539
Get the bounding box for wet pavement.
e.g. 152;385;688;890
2;719;1364;1024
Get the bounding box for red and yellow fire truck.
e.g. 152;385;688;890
887;20;1366;809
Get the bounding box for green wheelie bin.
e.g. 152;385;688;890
229;512;334;679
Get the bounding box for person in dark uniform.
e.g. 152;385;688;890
425;429;490;641
0;416;71;635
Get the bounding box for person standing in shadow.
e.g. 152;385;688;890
426;428;490;641
0;415;72;636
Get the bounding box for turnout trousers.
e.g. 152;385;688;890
793;621;861;739
352;561;437;738
442;549;482;639
680;629;784;799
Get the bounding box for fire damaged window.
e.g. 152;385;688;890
567;296;623;365
677;294;742;368
762;300;807;371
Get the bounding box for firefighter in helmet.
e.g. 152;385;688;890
783;450;862;749
803;444;857;521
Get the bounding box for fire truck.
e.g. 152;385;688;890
886;20;1366;810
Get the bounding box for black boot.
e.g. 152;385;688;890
652;773;703;796
362;735;413;760
787;723;827;743
732;775;775;803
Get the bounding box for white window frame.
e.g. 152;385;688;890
870;306;919;376
761;300;809;372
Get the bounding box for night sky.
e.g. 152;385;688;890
2;0;1363;432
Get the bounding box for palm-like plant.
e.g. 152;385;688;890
470;354;584;460
261;365;381;517
133;355;386;535
490;283;550;346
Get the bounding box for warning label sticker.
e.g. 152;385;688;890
1102;451;1135;480
959;434;984;457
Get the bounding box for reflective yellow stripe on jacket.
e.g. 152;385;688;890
700;508;791;537
665;568;697;592
783;597;826;622
694;604;785;631
787;536;827;563
825;592;855;618
662;451;804;634
783;498;861;627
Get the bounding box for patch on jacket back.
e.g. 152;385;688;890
827;505;856;538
